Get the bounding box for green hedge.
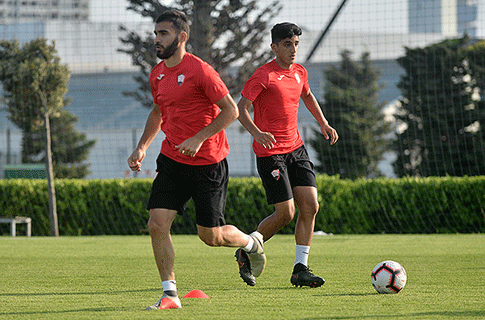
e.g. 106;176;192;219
0;176;484;236
315;176;485;234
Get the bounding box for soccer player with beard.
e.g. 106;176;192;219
235;22;338;288
127;10;265;310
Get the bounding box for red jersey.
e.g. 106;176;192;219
150;53;230;165
241;59;310;157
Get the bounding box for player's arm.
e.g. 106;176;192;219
127;103;162;171
175;94;238;157
301;90;338;145
237;96;276;149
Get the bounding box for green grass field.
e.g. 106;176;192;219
1;234;484;319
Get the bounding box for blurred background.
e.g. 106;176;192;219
1;0;484;180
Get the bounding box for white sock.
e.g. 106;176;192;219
295;245;310;266
243;235;254;252
162;280;177;294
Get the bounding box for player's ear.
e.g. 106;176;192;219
270;42;277;54
179;31;188;43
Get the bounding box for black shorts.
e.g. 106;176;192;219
257;145;317;205
147;154;228;228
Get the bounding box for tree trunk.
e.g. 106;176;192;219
191;0;213;64
45;112;59;237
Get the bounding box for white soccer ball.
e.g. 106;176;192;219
371;260;407;294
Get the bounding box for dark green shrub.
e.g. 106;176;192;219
1;176;483;236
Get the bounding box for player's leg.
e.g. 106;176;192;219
145;208;182;309
233;154;293;282
292;186;318;272
197;224;252;247
192;159;265;283
148;208;178;282
192;158;252;248
197;224;263;285
287;146;324;288
255;154;295;242
256;199;296;242
145;154;188;309
290;186;324;288
293;186;318;247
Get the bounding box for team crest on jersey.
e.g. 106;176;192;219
271;169;280;180
295;73;300;84
177;74;185;86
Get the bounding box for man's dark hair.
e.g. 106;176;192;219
155;9;190;39
271;22;302;44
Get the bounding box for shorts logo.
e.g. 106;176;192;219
271;169;280;180
177;74;185;86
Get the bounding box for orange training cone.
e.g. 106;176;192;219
159;298;181;309
182;290;210;299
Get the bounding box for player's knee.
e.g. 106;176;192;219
147;217;170;236
274;199;297;226
276;208;296;226
310;200;319;215
300;200;319;217
282;212;295;225
147;217;159;234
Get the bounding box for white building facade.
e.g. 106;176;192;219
0;0;90;24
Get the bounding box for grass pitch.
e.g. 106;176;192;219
1;234;484;319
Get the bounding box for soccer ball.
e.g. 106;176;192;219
371;260;407;294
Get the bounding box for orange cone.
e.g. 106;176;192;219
182;290;210;299
159;297;181;309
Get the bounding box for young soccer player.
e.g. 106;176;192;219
235;22;338;287
127;10;265;309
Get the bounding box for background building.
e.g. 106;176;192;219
0;0;90;24
409;0;478;36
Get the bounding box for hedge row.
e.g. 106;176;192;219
0;176;484;236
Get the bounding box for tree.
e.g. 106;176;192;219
393;36;485;177
0;38;65;236
0;39;96;179
0;38;95;235
22;110;96;179
119;0;282;108
310;50;392;179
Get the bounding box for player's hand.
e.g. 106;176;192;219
176;136;203;157
127;149;145;171
320;123;338;145
254;131;277;149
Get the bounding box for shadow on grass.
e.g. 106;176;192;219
233;286;378;297
0;307;125;317
0;287;159;297
302;310;485;319
0;288;160;316
314;292;375;297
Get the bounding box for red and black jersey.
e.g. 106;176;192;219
241;59;310;157
150;53;230;165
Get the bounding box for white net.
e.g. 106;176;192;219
0;0;484;235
